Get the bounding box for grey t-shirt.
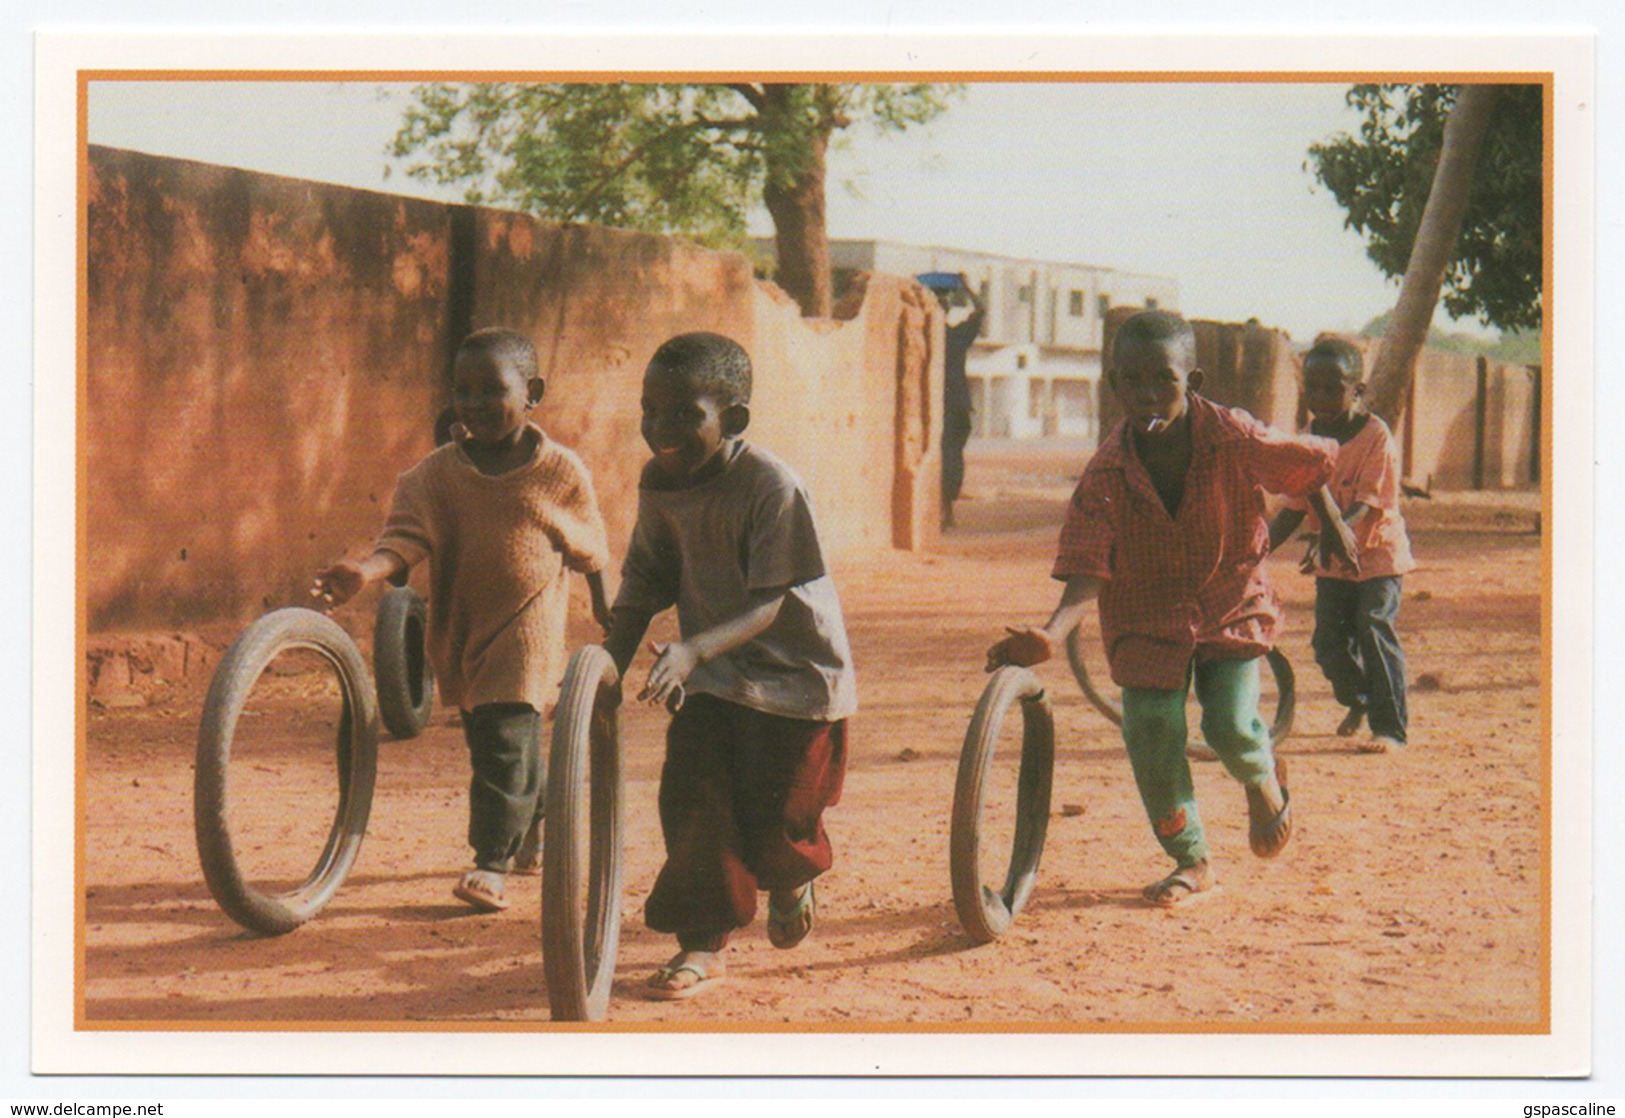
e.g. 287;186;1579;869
614;442;858;721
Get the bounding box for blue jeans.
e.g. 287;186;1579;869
1312;576;1408;743
1121;656;1277;867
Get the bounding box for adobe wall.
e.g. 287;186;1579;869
1401;348;1539;491
87;146;455;633
85;147;941;636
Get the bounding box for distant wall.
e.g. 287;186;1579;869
86;146;941;633
1384;345;1539;491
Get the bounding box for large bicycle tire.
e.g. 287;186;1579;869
194;608;379;936
541;645;625;1022
950;666;1055;944
374;586;435;740
1064;628;1298;745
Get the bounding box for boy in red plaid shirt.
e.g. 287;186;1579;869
988;311;1358;906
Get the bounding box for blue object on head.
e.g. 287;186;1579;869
915;272;963;291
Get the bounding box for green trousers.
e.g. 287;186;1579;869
1120;656;1275;867
461;702;545;873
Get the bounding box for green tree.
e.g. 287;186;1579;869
1308;83;1543;334
390;82;960;317
1359;311;1539;364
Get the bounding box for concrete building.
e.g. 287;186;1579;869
791;238;1179;442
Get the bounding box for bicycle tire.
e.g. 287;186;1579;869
1065;628;1297;745
950;666;1055;944
194;608;379;936
374;585;435;740
541;645;625;1022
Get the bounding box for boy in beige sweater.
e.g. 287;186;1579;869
314;327;612;912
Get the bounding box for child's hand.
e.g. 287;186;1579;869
986;626;1054;672
641;640;699;711
593;599;615;637
1298;538;1319;575
311;562;366;610
1318;518;1362;577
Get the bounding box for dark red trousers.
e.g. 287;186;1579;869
644;693;847;946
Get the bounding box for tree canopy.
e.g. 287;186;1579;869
389;82;960;315
1308;83;1543;333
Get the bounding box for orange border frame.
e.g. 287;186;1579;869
73;69;1558;1039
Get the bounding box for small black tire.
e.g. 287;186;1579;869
194;608;379;936
374;586;435;740
1065;628;1298;745
541;645;625;1022
950;666;1055;944
1064;627;1123;728
1263;646;1297;746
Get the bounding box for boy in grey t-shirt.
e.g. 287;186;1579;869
604;332;856;1002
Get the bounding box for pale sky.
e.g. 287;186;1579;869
88;79;1497;342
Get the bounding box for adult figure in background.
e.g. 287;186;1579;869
923;272;985;529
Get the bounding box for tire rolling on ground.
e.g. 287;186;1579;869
950;665;1055;944
193;608;379;937
541;644;626;1022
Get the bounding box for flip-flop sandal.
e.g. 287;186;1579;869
1142;869;1215;907
453;870;510;912
1248;757;1293;859
767;881;816;949
646;958;727;1001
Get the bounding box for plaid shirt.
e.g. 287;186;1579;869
1054;394;1337;690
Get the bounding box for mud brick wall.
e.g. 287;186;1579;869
1397;348;1539;491
87;146;454;634
85;146;942;637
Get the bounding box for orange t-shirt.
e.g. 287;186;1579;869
1284;414;1415;581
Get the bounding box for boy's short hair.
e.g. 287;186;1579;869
1303;337;1365;383
459;327;540;381
647;332;753;406
1113;310;1197;368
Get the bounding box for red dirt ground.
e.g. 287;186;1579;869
81;441;1546;1029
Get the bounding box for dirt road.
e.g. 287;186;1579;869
81;442;1546;1029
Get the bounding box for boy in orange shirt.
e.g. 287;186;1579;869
1269;338;1415;753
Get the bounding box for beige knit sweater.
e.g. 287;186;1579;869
376;425;610;713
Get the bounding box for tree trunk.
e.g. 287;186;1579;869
1366;85;1502;425
761;87;834;318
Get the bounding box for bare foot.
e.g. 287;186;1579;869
1142;860;1214;906
646;950;727;1000
1336;705;1366;737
